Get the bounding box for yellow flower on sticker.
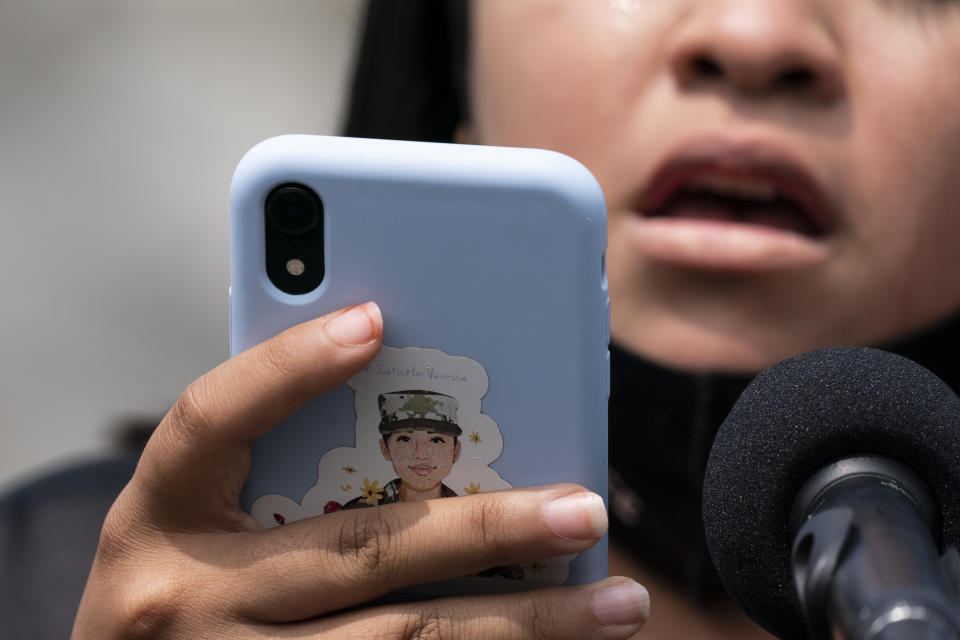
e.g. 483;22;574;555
360;478;384;505
340;484;352;491
341;466;357;474
465;482;481;495
468;431;481;444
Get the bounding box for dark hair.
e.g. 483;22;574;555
343;0;469;142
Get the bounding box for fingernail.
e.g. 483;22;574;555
592;580;650;626
542;492;607;540
326;302;381;345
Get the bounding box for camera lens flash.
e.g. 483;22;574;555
286;258;305;276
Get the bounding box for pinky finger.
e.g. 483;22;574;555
271;577;649;640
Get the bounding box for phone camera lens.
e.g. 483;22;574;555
265;184;322;236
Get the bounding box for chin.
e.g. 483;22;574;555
619;322;815;375
403;478;441;492
610;265;851;375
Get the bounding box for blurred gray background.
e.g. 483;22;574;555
0;1;362;489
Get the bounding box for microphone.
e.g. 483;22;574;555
702;346;960;640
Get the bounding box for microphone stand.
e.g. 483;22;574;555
790;456;960;640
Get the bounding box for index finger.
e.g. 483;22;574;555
128;302;383;529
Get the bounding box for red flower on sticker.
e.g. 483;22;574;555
273;513;286;525
324;501;342;513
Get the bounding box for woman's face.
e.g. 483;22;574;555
470;1;960;372
380;430;460;493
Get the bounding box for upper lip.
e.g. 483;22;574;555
637;137;835;235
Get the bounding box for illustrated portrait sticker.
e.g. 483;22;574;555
250;346;574;589
251;346;509;523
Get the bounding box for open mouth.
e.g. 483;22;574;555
646;172;825;238
628;141;835;272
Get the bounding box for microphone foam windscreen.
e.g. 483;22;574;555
703;346;960;639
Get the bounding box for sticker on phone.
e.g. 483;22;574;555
251;346;574;589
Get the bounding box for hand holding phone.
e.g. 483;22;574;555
72;305;648;639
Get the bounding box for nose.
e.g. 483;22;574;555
414;438;429;459
670;0;843;102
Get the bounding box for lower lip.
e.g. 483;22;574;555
624;212;829;273
410;466;434;476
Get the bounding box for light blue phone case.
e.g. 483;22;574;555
230;135;609;593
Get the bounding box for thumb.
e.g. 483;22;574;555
128;302;383;530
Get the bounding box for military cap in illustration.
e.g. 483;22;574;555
377;390;462;437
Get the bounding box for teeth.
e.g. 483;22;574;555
686;174;780;202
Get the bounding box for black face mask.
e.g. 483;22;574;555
608;342;752;605
607;312;960;607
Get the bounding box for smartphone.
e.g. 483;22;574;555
229;135;609;595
